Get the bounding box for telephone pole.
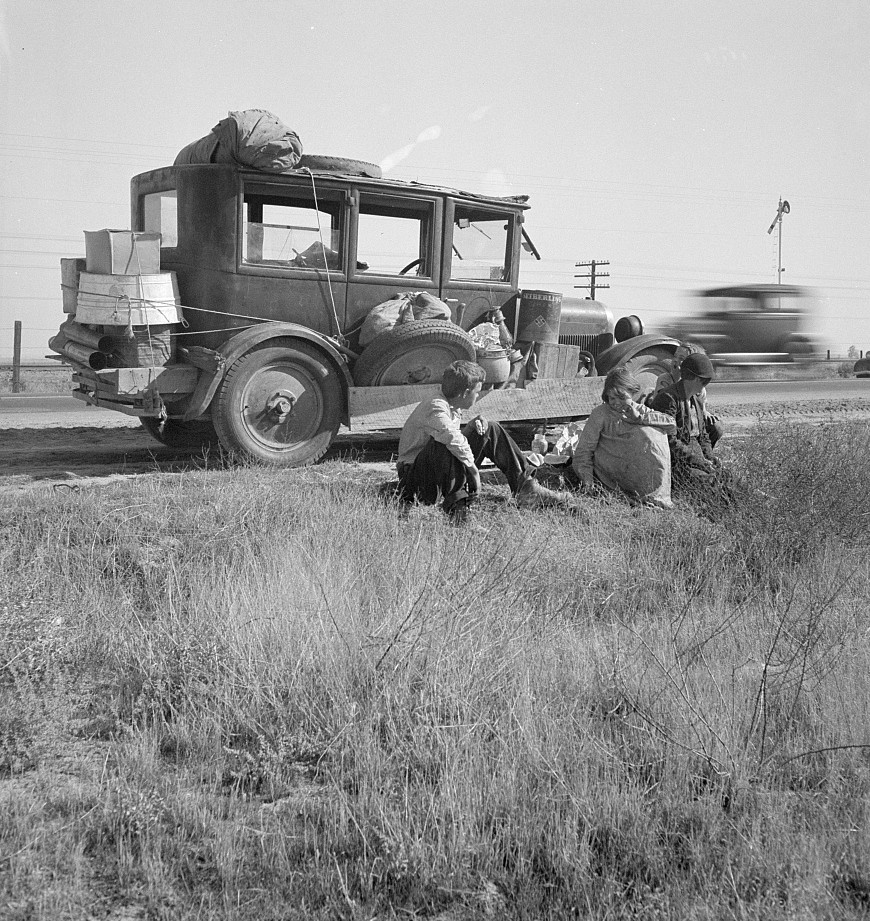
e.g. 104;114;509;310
574;260;610;299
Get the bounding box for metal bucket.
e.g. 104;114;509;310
75;272;184;326
476;348;511;384
516;290;563;344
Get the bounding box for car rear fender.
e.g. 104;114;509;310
594;334;681;376
178;323;353;423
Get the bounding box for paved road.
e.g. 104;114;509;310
1;378;869;492
717;378;870;404
2;378;869;416
0;394;97;413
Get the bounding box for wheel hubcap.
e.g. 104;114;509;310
265;390;297;421
240;362;323;450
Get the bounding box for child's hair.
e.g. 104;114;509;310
441;360;486;399
601;367;641;403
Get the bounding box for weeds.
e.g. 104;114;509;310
1;422;870;918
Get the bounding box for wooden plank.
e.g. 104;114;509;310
90;365;199;395
348;378;601;433
535;342;581;379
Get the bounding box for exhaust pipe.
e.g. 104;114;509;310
55;340;111;370
59;319;114;353
49;321;113;370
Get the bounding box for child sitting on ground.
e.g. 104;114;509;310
396;360;575;521
652;342;723;448
572;367;677;508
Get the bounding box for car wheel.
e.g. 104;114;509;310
296;155;382;178
352;320;476;386
213;339;343;466
782;337;816;362
624;347;676;400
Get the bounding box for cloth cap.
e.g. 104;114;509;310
681;352;715;380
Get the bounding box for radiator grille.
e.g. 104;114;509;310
558;333;606;356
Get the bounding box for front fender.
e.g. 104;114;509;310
179;323;353;422
594;334;681;376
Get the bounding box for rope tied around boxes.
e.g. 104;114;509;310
62;177;352;354
61;282;191;328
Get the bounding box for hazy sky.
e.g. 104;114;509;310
1;0;868;361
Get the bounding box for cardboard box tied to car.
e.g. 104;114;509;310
84;230;161;275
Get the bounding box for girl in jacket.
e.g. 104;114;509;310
572;367;677;508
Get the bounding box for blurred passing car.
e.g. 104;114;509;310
663;284;820;363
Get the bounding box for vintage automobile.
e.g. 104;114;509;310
662;284;820;363
49;158;680;465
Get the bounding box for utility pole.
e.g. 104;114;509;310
574;260;610;299
766;198;790;284
12;321;22;394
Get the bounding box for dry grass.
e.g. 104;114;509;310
0;367;73;394
2;422;870;919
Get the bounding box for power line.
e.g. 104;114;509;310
0;131;178;152
2;133;867;214
0;249;83;257
0;152;158;170
0;232;88;242
0;194;126;206
390;164;870;211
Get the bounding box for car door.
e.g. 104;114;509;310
236;178;349;338
344;189;442;348
440;198;521;332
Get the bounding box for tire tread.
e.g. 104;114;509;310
352;321;475;386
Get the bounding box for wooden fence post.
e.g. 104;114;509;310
12;321;22;393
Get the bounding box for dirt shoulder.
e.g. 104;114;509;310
2;390;870;495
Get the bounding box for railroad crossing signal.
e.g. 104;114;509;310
767;198;790;284
575;260;610;299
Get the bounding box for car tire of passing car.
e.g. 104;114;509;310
213;339;344;467
352;320;477;387
624;347;676;400
140;417;219;451
782;337;815;361
296;155;383;179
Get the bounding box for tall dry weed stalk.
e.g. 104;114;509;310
1;424;870;918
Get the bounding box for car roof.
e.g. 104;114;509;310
133;164;531;210
695;284;808;298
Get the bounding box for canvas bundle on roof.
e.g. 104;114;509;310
174;108;303;172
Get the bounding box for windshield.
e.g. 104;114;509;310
451;207;509;282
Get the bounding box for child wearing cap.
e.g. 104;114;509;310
652;342;723;447
647;353;731;508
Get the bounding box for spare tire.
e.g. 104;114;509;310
296;155;382;179
352;320;476;386
615;315;644;342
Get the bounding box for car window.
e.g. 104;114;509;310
357;194;432;276
761;295;804;312
143;190;178;248
243;189;343;269
450;206;509;282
